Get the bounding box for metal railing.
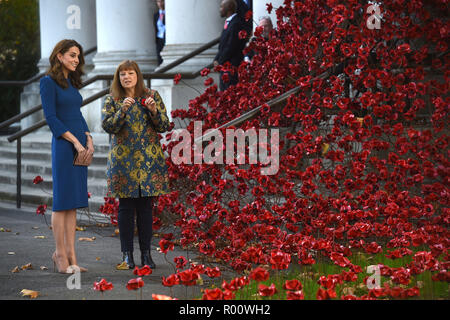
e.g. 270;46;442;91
0;38;220;208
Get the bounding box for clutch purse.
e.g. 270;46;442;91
73;149;93;166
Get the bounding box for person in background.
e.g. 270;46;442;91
101;60;170;269
154;0;166;65
40;39;94;274
213;0;247;91
244;16;274;62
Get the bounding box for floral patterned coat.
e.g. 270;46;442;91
101;89;170;198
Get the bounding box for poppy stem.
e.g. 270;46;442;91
165;253;176;273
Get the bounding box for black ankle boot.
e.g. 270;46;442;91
141;250;156;269
122;251;135;269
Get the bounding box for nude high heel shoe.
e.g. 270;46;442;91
52;252;74;274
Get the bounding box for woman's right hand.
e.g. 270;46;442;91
122;97;135;113
74;141;86;153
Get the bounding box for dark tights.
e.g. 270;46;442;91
118;189;154;252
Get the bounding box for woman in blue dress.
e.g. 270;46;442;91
40;39;94;274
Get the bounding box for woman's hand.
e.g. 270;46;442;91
73;140;86;153
143;96;157;116
86;133;94;154
122;97;135;113
73;140;90;164
85;134;94;165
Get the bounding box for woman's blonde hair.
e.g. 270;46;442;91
110;60;147;99
47;39;85;89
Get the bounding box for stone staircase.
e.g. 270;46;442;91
0;131;111;214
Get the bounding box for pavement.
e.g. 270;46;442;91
0;201;204;300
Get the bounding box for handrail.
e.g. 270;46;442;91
156;37;220;73
0;46;97;87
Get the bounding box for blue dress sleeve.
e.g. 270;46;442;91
40;76;69;138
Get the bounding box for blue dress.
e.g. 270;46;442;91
40;75;90;211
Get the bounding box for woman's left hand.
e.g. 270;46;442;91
86;135;95;163
143;96;157;116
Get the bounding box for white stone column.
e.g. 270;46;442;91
253;0;284;31
152;0;223;128
161;0;223;72
22;0;97;131
92;0;158;74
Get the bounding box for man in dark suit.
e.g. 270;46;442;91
154;0;165;65
214;0;247;91
236;0;252;36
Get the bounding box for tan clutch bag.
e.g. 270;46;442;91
73;150;93;166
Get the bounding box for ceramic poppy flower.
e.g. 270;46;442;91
283;279;303;291
258;283;277;297
152;294;177;300
178;269;199;286
316;287;337;300
199;239;216;256
36;204;47;215
238;30;247;40
204;77;214;86
133;265;152;276
200;68;210;77
269;250;291;270
162;274;179;287
202;288;224;300
93;278;114;292
286;290;304;300
126;277;144;290
205;267;221;278
249;267;270;282
159;239;174;254
33;176;43;184
174;256;187;269
173;73;181;84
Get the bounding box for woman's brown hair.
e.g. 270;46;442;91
110;60;147;99
47;39;85;89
